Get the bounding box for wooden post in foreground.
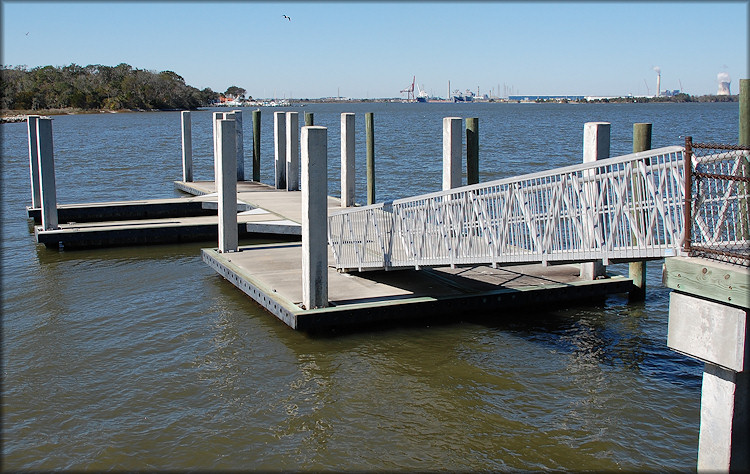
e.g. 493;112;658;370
739;79;749;239
466;117;479;185
366;112;375;205
443;117;462;190
305;112;314;127
181;111;193;182
36;118;58;231
629;122;652;300
301;126;329;310
581;122;609;280
252;109;261;182
216;118;238;253
27;115;41;207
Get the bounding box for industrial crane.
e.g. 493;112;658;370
400;76;415;101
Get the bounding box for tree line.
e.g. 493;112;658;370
1;63;220;111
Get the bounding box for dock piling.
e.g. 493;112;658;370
36;118;58;231
274;111;287;189
581;122;610;279
27;115;41;207
341;113;356;207
466;117;479;185
181;111;193;182
366;112;375;205
286;112;300;191
229;110;244;181
212;112;226;181
252;109;261;182
216;118;238;253
443;117;462;190
629;123;652;299
301;126;329;309
305;112;314;127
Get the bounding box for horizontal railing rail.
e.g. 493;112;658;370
329;146;687;271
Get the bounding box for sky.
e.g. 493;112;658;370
1;1;748;99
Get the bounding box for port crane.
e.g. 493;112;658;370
400;76;415;101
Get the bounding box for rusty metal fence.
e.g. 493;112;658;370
684;137;750;266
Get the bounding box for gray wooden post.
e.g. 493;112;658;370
27;115;41;207
230;109;244;181
252;109;261;182
443;117;462;190
274;111;286;189
466;117;479;185
366;112;375;205
301;125;329;309
216;118;238;253
581;122;609;279
286;111;300;191
305;112;314;126
181;111;193;182
36;118;58;230
629;122;652;299
341;113;355;207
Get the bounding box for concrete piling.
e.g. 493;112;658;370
581;122;610;279
443;117;462;190
229;110;244;181
286;112;300;191
27;115;41;207
212;111;225;181
366;112;375;205
36;118;58;231
216;118;238;253
274;111;287;189
252;109;261;182
466;117;479;185
341;113;356;207
181;111;193;182
301;125;329;309
629;123;652;300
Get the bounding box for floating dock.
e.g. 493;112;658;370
202;242;632;331
33;181;340;249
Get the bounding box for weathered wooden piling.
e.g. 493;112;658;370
274;111;287;189
36;118;58;231
286;112;300;191
227;110;244;181
341;113;356;207
581;122;610;279
252;109;261;182
466;117;479;185
366;112;375;205
216;118;238;253
305;112;314;127
301;126;328;309
740;79;749;239
629;123;652;300
27;115;41;208
181;111;193;182
443;117;462;190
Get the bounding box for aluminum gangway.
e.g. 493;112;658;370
328;145;749;272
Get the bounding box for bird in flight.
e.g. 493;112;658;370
282;14;291;21
25;32;29;36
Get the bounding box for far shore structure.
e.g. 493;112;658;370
21;81;750;471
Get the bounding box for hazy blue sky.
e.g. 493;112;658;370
2;1;747;99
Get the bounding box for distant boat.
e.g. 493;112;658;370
416;83;429;103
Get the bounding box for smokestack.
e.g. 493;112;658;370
717;72;731;95
653;66;661;97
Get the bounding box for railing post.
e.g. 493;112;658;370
366;112;375;204
341;113;356;207
36;118;58;231
286;112;300;191
629;122;652;300
274;111;287;189
683;136;693;254
581;121;609;279
217;118;238;253
252;109;261;182
466;117;479;185
443;117;462;190
301;125;329;309
181;111;193;182
26;115;41;208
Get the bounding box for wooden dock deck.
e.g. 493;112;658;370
33;181;341;249
202;242;632;331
